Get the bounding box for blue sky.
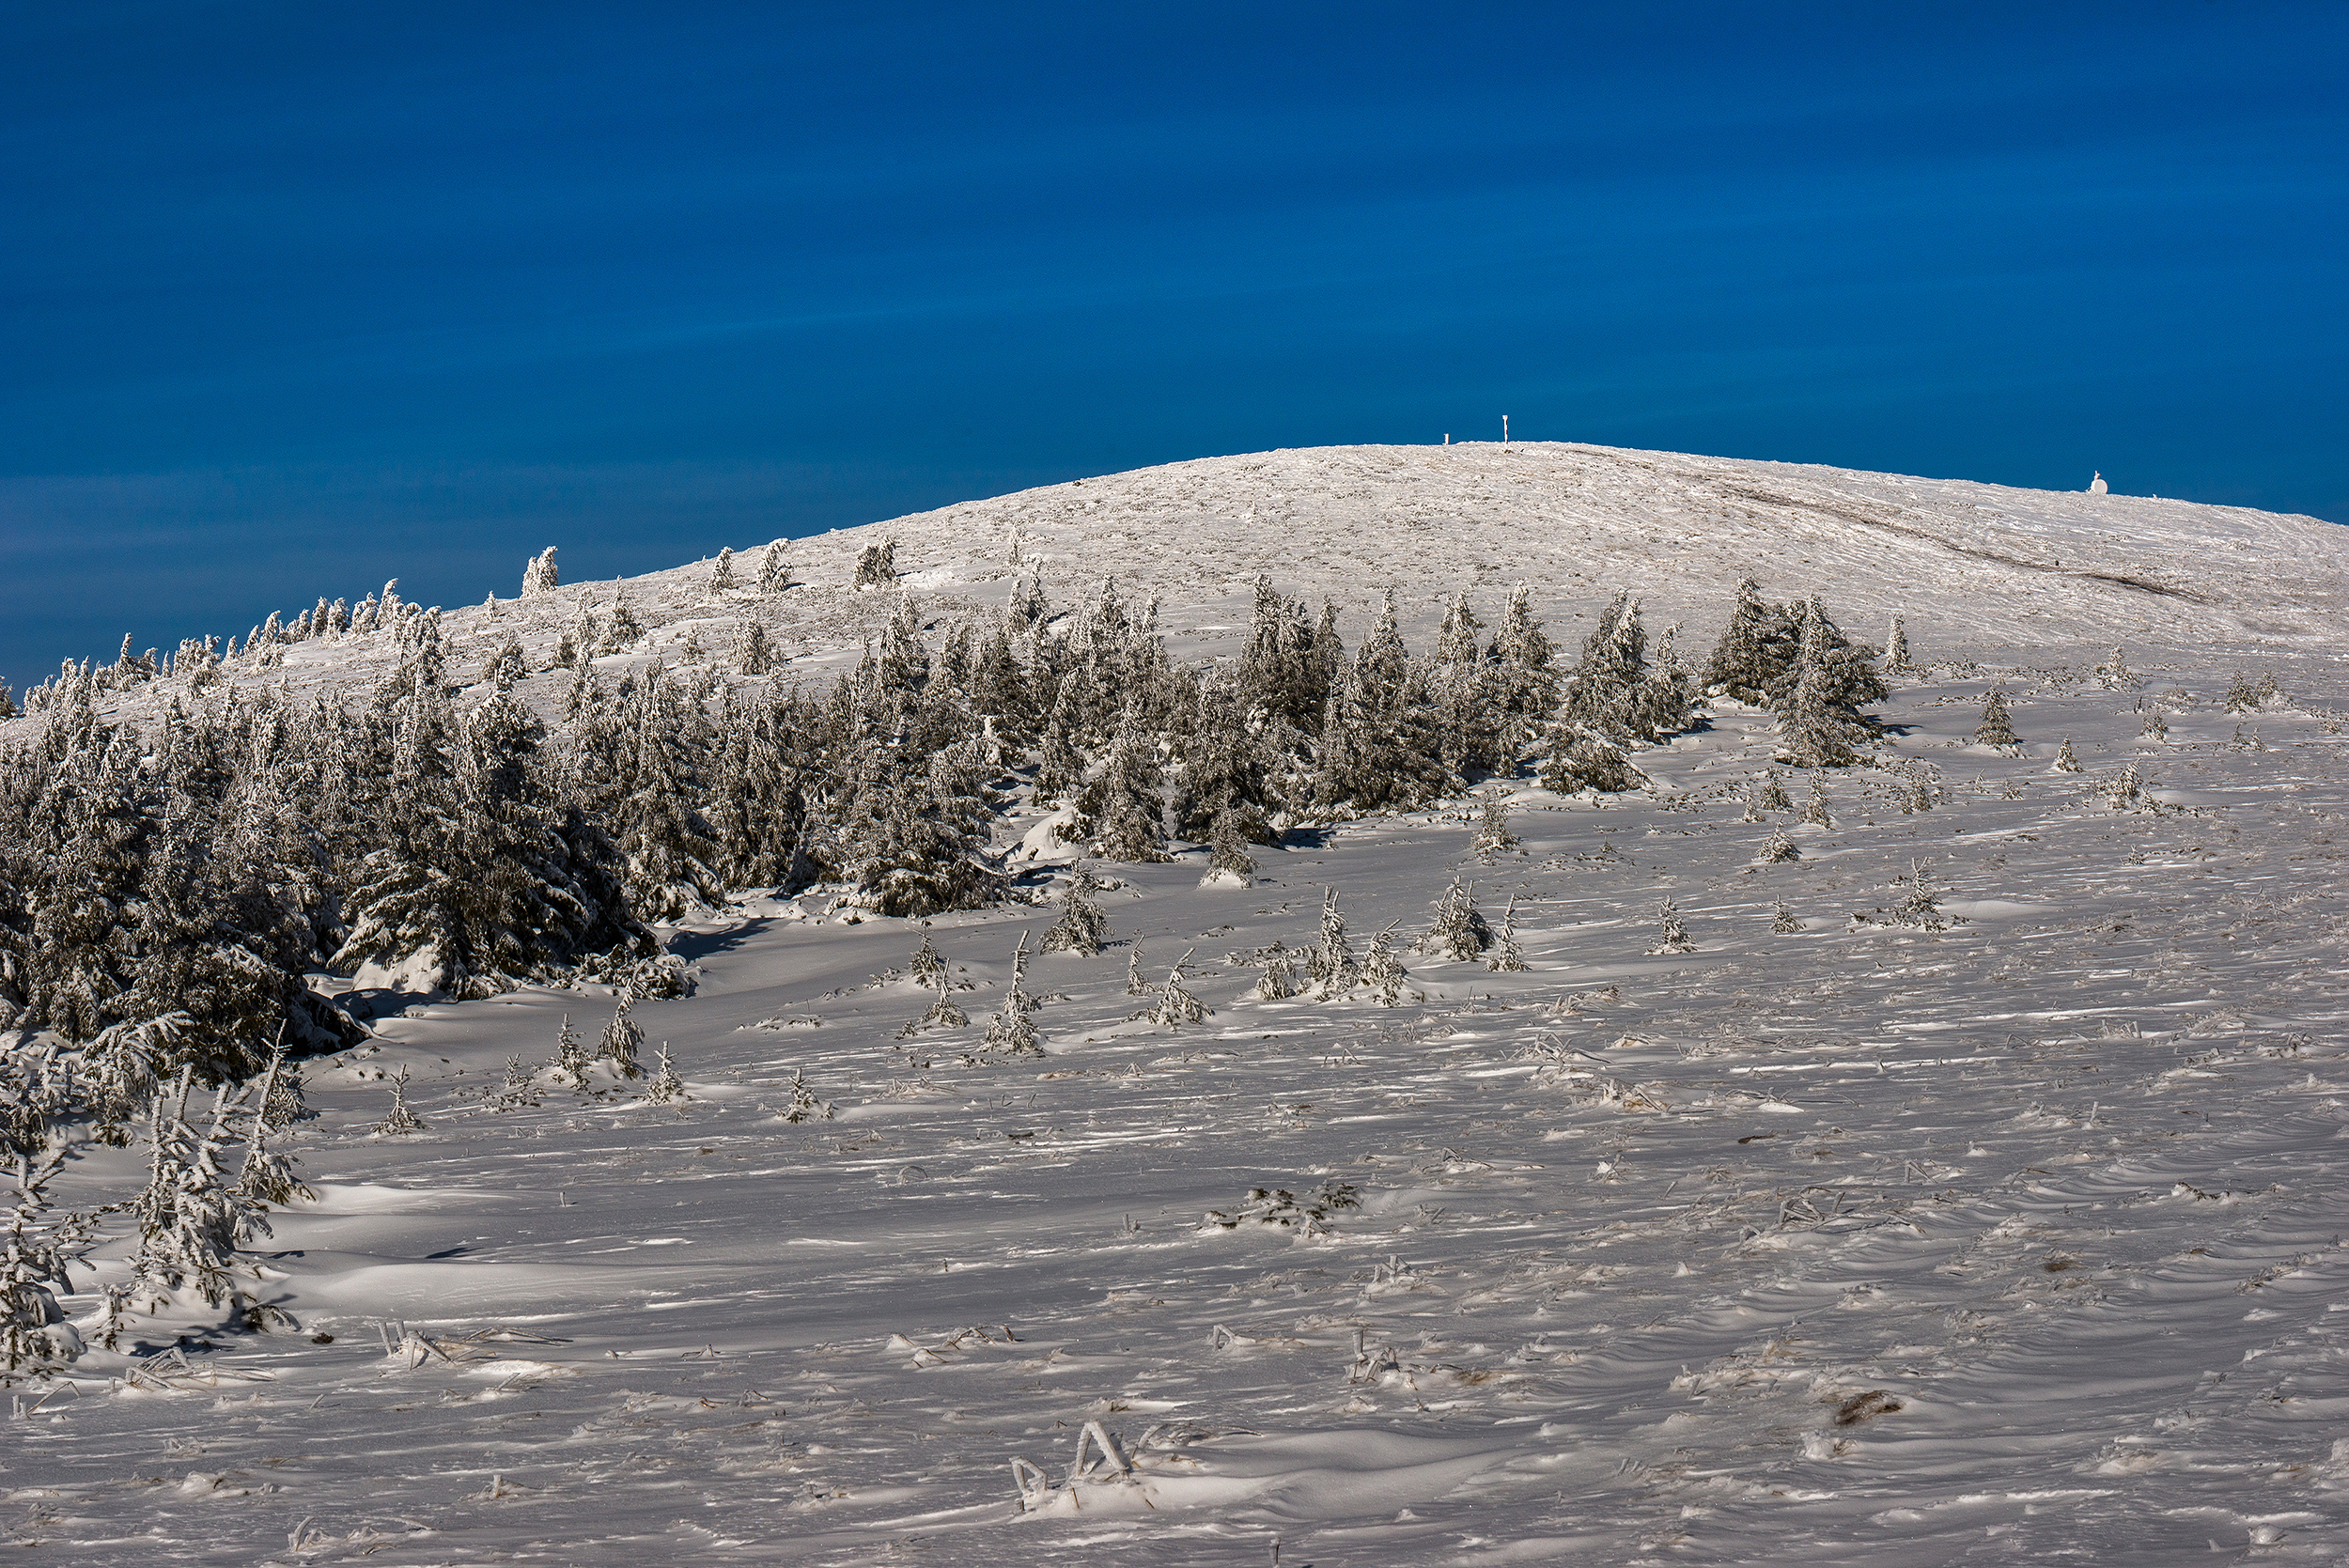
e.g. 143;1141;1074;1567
4;2;2343;691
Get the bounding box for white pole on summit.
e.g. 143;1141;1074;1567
1502;415;1509;448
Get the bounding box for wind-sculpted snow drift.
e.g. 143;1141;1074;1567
3;442;2349;1564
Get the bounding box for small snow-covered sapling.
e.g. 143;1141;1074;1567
1486;896;1527;972
1648;898;1695;955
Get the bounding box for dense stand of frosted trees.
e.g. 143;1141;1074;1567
0;564;1884;1090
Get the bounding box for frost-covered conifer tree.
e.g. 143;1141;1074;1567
1702;579;1795;702
1252;940;1301;1000
645;1042;686;1103
710;548;737;592
0;1184;86;1376
232;1053;314;1208
374;1063;427;1130
1471;794;1517;857
1310;889;1358;999
909;932;947;989
2055;737;2083;772
853;539;898;590
1759;826;1800;863
1560;592;1649;738
1420;876;1493;960
1648;897;1695;955
781;1068;834;1123
757;541;792;594
1800;770;1832;827
1082;715;1172;863
1889;860;1951;930
482;634;527;691
1885;613;1912;674
521;547;559;598
1040;862;1112;955
550;1016;592;1094
1360;923;1408;1005
1538;723;1646;795
598;995;644;1079
130;1072;249;1312
1772;900;1800;934
1206;809;1257;882
601;588;643;653
738;621;776;676
982;934;1043;1056
1486;896;1527;972
901;973;968;1035
1142;952;1208;1029
1974;688;2017;746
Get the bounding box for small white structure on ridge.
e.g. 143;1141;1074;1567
2088;472;2108;497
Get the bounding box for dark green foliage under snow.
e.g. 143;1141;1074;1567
0;567;1882;1108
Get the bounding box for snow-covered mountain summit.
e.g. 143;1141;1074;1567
43;442;2341;724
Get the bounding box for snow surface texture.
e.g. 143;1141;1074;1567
11;444;2349;1563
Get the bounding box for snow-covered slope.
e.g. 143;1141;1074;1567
11;445;2349;1565
64;442;2344;726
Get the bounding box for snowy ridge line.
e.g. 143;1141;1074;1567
8;441;2343;729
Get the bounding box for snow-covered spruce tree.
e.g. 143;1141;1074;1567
1237;576;1330;735
982;934;1043;1057
129;1073;254;1315
232;1053;314;1208
1309;888;1359;999
1538;722;1647;795
909;932;947;988
549;1014;593;1093
1486;896;1527;972
2096;645;2139;690
1484;583;1559;749
374;1064;427;1130
1974;688;2018;746
644;1042;687;1104
1772;900;1800;934
2105;761;2144;810
853;539;898;590
705;683;815;893
1560;591;1649;738
598;995;644;1079
1471;793;1517;857
1308;593;1450;816
737;621;776;676
900;973;968;1036
0;1184;86;1377
709;547;737;593
481;634;527;691
1702;579;1797;702
757;541;792;594
614;671;724;921
1757;769;1794;814
1038;862;1111;956
2055;737;2084;772
1759;826;1800;863
2140;710;2169;742
1889;860;1952;930
781;1067;834;1124
1429;593;1508;780
601;586;644;652
1252;940;1301;1000
1420;876;1492;961
1172;682;1281;849
1125;939;1150;997
1774;600;1881;768
1648;897;1695;955
1081;714;1173;863
1140;952;1208;1029
1885;613;1913;675
1033;691;1085;806
1360;923;1409;1006
836;740;1005;917
1800;770;1833;827
521;547;559;598
1206;809;1257;882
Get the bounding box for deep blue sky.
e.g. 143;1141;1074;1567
5;2;2344;691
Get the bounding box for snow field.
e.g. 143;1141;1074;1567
14;648;2349;1563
